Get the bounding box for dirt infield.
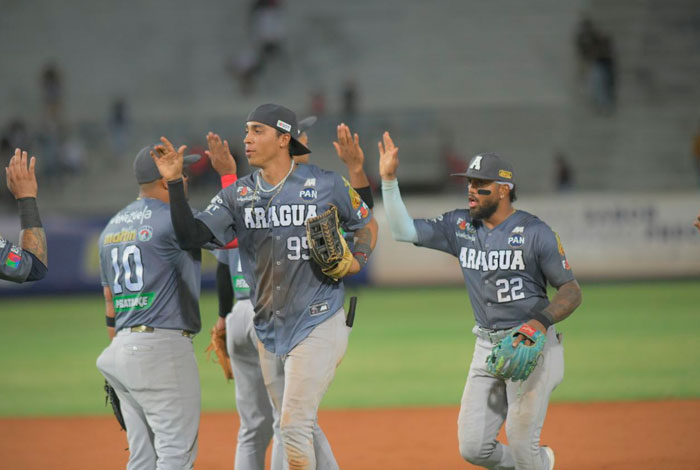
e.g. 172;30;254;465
1;400;698;469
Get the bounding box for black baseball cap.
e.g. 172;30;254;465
451;153;515;184
133;144;202;184
246;103;311;156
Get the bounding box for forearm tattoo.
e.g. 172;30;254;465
353;226;373;254
544;280;582;323
21;227;48;267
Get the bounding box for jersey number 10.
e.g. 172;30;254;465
110;245;144;294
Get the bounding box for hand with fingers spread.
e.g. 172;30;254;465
378;131;399;181
151;136;186;182
333;123;365;174
6;148;38;199
206;132;237;176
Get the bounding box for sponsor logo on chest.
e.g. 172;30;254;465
243;204;318;229
299;188;317;201
459;247;525;272
103;229;137;245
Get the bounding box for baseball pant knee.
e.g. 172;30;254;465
279;419;315;470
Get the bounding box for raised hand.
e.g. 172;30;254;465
6;148;38;199
151;136;186;181
206;132;237;176
333;123;364;173
378;131;399;181
694;209;700;233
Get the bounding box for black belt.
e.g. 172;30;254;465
129;324;195;338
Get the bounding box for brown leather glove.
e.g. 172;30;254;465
205;326;233;381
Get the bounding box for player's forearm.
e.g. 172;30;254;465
347;167;370;193
349;218;378;274
104;287;116;340
543;280;582;324
167;178;215;249
17;197;48;267
381;179;418;243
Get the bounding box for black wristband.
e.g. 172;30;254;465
106;316;116;327
532;311;553;330
17;197;42;229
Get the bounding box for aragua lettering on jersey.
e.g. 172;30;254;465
243;204;318;229
459;247;525;272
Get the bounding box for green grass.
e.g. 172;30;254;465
0;281;699;417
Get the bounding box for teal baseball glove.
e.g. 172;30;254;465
486;324;547;381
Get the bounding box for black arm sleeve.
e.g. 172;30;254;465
354;185;374;210
216;260;234;318
168;179;216;250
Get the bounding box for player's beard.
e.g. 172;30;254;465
469;198;499;220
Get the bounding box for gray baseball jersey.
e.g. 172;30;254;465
215;248;252;301
196;163;371;355
414;209;575;330
98;198;202;333
0;235;33;283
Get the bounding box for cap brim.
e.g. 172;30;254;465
290;138;311;156
298;116;317;133
183;154;202;167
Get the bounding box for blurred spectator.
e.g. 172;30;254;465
227;0;286;95
310;90;326;116
341;79;358;127
185;141;218;189
40;62;63;121
574;18;616;114
692;125;700;187
592;34;617;113
60;132;86;176
108;98;129;162
553;150;574;191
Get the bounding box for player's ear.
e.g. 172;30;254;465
279;133;291;148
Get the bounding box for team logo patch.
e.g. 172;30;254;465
276;120;291;132
300;188;318;201
555;232;566;256
237;186;249;196
508;234;525;247
309;302;330;316
5;251;21;269
357;203;370;219
498;169;512;179
304;178;316;187
562;259;571;270
138;225;153;242
457;218;467;231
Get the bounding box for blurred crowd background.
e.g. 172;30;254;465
0;0;699;292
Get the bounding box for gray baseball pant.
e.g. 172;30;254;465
457;325;564;470
258;309;349;470
96;328;201;470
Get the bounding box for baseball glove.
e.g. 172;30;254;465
305;205;353;280
205;326;233;380
486;324;547;381
104;380;126;431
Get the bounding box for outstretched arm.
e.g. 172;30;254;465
152;137;216;249
7;149;48;268
378;132;418;243
334;123;373;208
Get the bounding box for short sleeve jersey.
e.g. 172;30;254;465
215;248;251;301
0;235;33;283
414;209;575;330
196;163;371;355
98;198;202;333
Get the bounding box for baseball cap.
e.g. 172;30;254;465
133;144;202;184
451;153;515;184
298;115;317;134
246;103;311;156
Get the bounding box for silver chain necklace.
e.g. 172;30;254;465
250;161;296;211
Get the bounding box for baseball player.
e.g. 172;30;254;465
1;148;48;283
379;133;582;470
96;144;206;470
151;103;378;470
207;117;375;470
